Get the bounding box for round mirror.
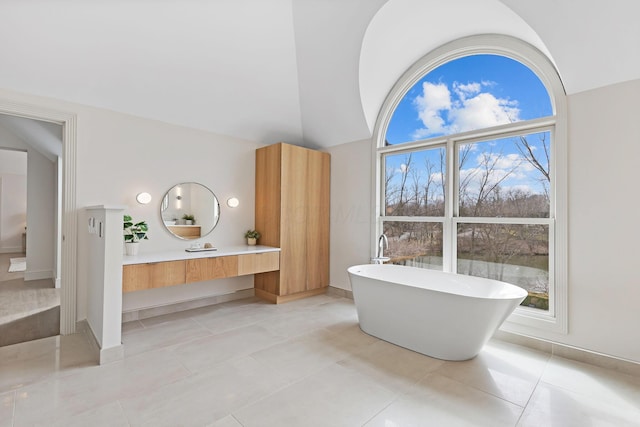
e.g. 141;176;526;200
160;182;220;240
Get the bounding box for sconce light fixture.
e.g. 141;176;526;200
227;197;240;208
136;192;152;204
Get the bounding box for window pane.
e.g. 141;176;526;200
385;55;552;145
383;221;443;269
457;223;549;310
384;147;446;216
458;131;551;218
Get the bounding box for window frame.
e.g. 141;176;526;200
371;35;568;334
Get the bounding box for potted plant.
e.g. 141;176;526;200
182;214;195;225
124;214;149;255
244;229;260;246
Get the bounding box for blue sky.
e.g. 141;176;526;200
384;55;553;208
386;54;552;145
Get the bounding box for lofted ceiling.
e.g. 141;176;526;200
0;0;638;149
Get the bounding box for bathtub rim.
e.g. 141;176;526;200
347;263;529;301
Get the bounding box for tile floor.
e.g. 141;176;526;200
1;294;639;426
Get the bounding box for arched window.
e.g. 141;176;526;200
373;36;567;333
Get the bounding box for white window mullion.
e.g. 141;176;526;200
443;138;456;273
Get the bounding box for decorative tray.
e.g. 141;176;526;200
185;247;217;252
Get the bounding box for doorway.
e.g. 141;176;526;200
0;128;61;346
0;99;77;337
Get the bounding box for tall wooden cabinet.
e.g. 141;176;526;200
255;142;330;303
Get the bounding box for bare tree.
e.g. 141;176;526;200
516;134;549;182
396;153;413;215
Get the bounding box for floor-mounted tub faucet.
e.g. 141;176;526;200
371;234;390;264
378;234;388;259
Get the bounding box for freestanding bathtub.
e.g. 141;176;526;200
347;264;528;361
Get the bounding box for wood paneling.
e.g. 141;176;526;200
185;256;238;283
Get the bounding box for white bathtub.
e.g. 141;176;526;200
347;264;528;361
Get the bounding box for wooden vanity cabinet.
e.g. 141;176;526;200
122;250;280;293
255;142;330;303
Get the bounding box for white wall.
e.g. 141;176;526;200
72;107;261;316
328;78;640;363
0;149;27;253
563;78;640;362
328;139;373;290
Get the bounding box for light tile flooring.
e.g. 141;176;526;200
1;294;639;426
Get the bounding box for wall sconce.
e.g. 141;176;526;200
227;197;239;208
136;192;152;204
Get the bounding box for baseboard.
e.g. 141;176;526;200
77;319;124;365
0;247;22;254
255;287;327;304
327;286;353;299
24;269;53;281
122;288;255;322
493;330;640;378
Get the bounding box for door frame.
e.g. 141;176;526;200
0;98;77;334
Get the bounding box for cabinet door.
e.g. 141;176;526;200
238;252;280;275
186;256;238;283
280;144;308;295
255;144;282;248
305;149;330;290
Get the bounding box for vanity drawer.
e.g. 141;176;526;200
186;256;238;282
237;252;280;275
123;260;186;292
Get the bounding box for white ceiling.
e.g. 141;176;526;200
0;0;638;148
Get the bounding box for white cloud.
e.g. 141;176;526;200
411;80;521;139
412;82;451;137
453;82;481;100
478;153;533;171
448;92;519;134
430;171;444;185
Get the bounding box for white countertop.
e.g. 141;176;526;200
122;245;280;265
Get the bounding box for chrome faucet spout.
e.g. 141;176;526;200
377;234;389;259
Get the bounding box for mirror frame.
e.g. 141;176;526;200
160;182;220;240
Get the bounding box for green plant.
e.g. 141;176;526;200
124;214;149;242
182;214;195;222
244;229;261;239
